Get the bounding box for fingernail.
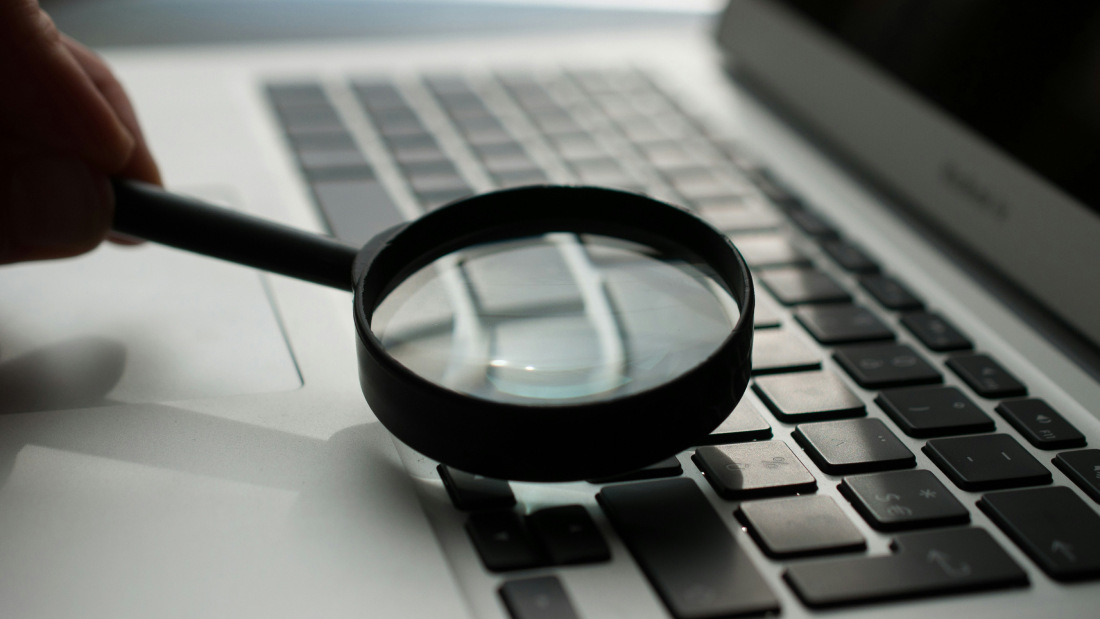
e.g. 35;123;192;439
8;158;112;257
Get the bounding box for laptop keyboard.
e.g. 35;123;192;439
265;68;1100;616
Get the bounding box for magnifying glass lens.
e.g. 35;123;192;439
372;233;739;406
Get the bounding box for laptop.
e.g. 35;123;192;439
1;1;1098;617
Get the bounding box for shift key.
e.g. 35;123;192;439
598;479;780;618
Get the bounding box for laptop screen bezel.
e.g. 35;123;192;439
715;0;1100;349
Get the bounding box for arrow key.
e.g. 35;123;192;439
467;511;545;572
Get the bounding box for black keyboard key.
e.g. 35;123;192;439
875;386;994;438
737;495;865;558
439;464;516;511
597;479;781;618
500;576;579;619
901;311;972;352
784;527;1027;608
1053;450;1100;504
467;511;544;572
834;343;942;389
840;470;969;531
758;267;851;305
923;434;1052;491
693;440;817;499
821;240;879;274
858;274;923;311
794;304;894;345
794;418;916;475
527;505;610;565
979;486;1100;581
787;209;838;238
730;234;809;269
751;329;821;374
697;399;773;445
946;354;1027;399
995;399;1086;450
753;370;865;422
587;457;682;484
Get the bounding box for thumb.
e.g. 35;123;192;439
1;157;113;264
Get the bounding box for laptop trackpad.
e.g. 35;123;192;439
0;192;302;413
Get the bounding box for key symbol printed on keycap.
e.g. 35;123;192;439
534;594;552;609
875;493;902;502
919;489;937;499
953;401;966;409
886;504;913;517
762;457;789;469
682;583;717;607
726;462;750;471
1036;414;1052;424
927;549;972;578
892;355;917;367
860;358;885;370
1050;540;1077;562
493;531;510;542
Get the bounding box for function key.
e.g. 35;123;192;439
833;343;942;389
758;267;851;305
840;469;969;531
753;370;865;422
696;399;773;445
526;505;610;565
438;464;516;511
500;576;579;619
793;418;916;475
858;274;924;311
1053;450;1100;504
598;479;781;618
784;527;1028;608
901;311;972;352
995;399;1086;450
786;209;838;238
587;457;682;484
978;486;1100;581
946;354;1027;399
821;240;879;274
923;434;1052;491
736;495;865;558
693;440;817;499
875;386;994;438
794;304;894;345
467;511;544;572
751;329;822;375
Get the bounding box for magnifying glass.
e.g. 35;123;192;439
111;180;754;482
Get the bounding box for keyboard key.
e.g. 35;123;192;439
978;486;1100;581
946;354;1027;399
901;311;972;352
751;329;822;375
840;470;969;531
758;267;851;305
597;479;780;618
833;343;942;389
995;399;1086;450
752;289;782;329
693;441;817;499
438;464;516;511
526;505;610;565
821;240;879;274
467;511;544;572
737;495;865;558
310;179;405;246
923;434;1052;491
1053;450;1100;504
753;370;865;422
696;399;773;445
875;386;994;438
784;527;1028;608
500;577;579;619
794;304;894;345
730;234;808;269
786;209;838;238
794;418;915;475
587;457;682;484
696;197;784;234
858;274;923;311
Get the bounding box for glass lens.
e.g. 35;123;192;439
371;233;739;405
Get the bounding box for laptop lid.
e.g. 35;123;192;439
716;0;1100;349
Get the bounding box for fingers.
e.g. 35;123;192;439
0;0;135;172
62;35;162;186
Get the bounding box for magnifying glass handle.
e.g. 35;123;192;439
111;178;359;291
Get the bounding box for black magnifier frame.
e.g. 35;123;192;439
351;186;754;482
110;181;753;483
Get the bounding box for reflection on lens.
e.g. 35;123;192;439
371;233;739;405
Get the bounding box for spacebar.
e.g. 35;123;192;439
597;479;780;619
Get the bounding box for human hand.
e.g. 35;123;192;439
0;0;160;265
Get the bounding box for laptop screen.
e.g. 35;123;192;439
778;0;1100;215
